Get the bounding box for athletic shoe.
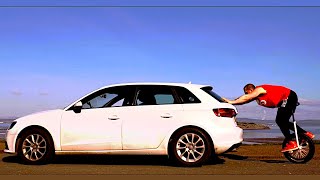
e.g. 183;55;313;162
305;131;315;139
281;140;298;152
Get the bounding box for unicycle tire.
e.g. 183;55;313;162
282;133;315;163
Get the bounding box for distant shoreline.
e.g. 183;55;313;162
237;122;270;130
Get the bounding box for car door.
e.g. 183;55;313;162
119;85;184;150
60;86;134;151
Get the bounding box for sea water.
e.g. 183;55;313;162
0;121;11;140
241;119;320;140
1;119;320;141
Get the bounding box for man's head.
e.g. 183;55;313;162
243;83;255;94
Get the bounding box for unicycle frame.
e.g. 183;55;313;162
282;102;315;163
291;113;301;149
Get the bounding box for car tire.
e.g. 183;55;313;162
169;127;212;167
17;128;54;165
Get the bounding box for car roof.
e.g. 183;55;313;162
101;82;212;89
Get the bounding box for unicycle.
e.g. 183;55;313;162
282;103;315;163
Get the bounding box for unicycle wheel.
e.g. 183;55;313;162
282;133;315;163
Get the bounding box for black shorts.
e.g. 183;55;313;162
277;90;298;113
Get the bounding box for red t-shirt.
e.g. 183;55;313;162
256;85;291;108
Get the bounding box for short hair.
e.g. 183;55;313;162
243;83;255;93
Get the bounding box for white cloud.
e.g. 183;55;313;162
10;89;22;96
39;92;49;96
298;98;320;106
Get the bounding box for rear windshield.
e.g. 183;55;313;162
201;86;225;103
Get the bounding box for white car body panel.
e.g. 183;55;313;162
116;104;184;150
60;108;122;151
5;109;63;153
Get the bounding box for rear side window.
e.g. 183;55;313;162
174;87;201;104
154;94;175;104
201;86;225;103
135;85;177;105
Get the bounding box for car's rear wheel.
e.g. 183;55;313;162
169;128;212;167
17;128;54;165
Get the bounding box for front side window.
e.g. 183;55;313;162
82;92;117;109
80;86;135;109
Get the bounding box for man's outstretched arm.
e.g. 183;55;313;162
222;87;265;105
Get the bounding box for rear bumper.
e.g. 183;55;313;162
224;142;242;153
212;126;243;154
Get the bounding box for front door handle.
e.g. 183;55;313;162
161;113;172;118
108;115;119;120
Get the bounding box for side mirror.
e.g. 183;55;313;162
73;101;83;113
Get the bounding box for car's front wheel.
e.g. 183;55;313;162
169;128;212;167
17;128;54;165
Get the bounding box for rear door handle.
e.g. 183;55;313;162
161;113;173;118
108;115;119;120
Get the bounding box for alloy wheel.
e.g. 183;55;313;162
22;134;47;162
176;133;206;163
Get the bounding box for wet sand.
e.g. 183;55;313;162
0;140;319;175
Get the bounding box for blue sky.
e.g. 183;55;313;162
1;0;320;119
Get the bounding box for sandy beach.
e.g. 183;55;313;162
1;139;319;175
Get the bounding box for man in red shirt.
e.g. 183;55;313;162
222;83;314;152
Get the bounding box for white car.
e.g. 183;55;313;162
4;82;243;167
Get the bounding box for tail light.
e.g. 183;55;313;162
213;108;237;118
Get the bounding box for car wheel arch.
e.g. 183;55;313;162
16;125;55;151
167;125;215;154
